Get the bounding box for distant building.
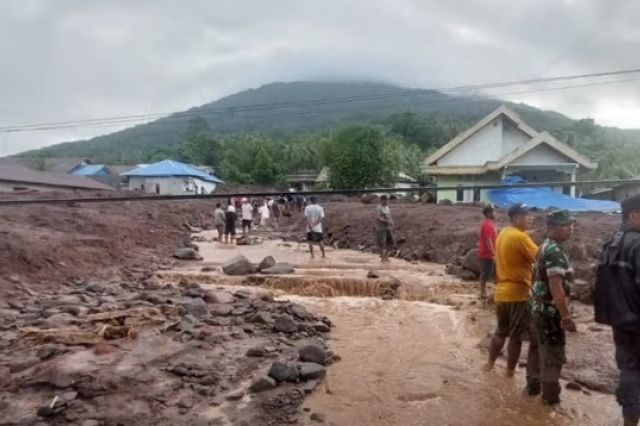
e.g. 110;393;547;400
0;164;114;192
285;167;416;193
285;170;321;191
585;178;640;202
423;105;597;203
121;160;224;195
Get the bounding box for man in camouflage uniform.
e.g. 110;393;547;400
526;209;578;405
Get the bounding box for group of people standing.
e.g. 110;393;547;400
213;196;283;244
479;195;640;425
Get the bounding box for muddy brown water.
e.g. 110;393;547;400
167;233;621;426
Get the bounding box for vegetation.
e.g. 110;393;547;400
18;81;640;184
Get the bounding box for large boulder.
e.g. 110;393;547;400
299;344;327;365
268;361;299;382
461;249;480;276
173;248;203;261
298;362;327;380
257;256;277;271
261;263;295;275
249;376;277;393
274;314;298;333
222;255;256;276
182;298;209;318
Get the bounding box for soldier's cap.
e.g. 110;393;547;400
547;209;576;226
507;203;531;218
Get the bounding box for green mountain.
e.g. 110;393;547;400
24;82;575;158
22;81;640;179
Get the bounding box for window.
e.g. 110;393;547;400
473;188;481;202
456;185;464;202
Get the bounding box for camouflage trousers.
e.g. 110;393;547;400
525;316;566;405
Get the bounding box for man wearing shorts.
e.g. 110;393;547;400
304;196;325;259
478;205;498;299
241;198;253;235
214;202;226;242
376;195;394;263
484;203;538;376
224;204;237;244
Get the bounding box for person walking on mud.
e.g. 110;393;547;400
376;195;394;263
478;205;498;299
304;196;326;259
484;203;538;376
214;202;226;242
241;198;253;236
594;194;640;426
224;203;237;244
526;210;577;406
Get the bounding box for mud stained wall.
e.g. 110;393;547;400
128;176;217;195
436;174;500;203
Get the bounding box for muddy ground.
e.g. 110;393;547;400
279;200;620;283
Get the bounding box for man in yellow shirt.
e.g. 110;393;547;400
484;203;538;376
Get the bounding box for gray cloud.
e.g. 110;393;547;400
1;0;639;156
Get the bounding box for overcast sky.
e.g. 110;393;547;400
1;0;640;156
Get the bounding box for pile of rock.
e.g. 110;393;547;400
223;255;296;276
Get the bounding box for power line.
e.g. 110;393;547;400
2;67;640;133
0;178;628;207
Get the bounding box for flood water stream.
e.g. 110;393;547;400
166;232;620;426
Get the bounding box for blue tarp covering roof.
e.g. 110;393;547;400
121;160;224;184
70;164;109;176
488;176;620;213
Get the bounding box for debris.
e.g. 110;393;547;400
250;376;277;393
299;344;327;365
268;361;300;382
173;248;203;261
298;362;327;380
290;304;309;320
274;315;298;333
247;347;266;357
222;255;256;275
258;256;277;271
367;270;380;279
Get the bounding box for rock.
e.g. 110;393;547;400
310;412;326;423
258;256;277;271
47;295;82;307
566;382;582;391
7;300;24;310
211;304;233;316
8;275;20;284
222;255;256;276
268;361;300;382
44;313;78;328
204;290;235;304
246;347;266;357
461;249;480;275
310;322;331;333
181;298;209;318
274;314;298;333
10;357;40;373
367;270;380;279
299;344;327;365
173;248;203;261
86;282;106;293
252;311;273;324
189;226;203;233
226;391;245;401
571;279;593;304
298;362;326;380
300;379;319;394
588;326;604;332
81;420;100;426
459;269;478;281
360;193;379;204
143;276;162;290
261;263;295;275
201;266;216;273
0;308;18;321
250;376;277;393
37;344;58;361
186;288;206;298
61;305;84;317
290;304;309;320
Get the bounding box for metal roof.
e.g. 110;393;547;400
70;164;108;176
121;160;224;183
0;164;114;190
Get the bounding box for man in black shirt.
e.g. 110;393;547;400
595;194;640;426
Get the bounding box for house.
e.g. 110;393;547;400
121;160;224;195
285;170;319;191
585;178;640;202
285;167;414;192
0;164;114;192
423;105;597;203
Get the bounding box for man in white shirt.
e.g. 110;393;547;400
241;198;253;235
304;196;326;259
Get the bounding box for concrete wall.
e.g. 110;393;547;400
502;121;531;155
128;177;217;195
436;174;501;203
438;117;503;166
515;144;570;165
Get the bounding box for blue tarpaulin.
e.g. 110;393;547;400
488;176;620;213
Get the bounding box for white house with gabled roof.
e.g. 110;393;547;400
423;105;597;203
